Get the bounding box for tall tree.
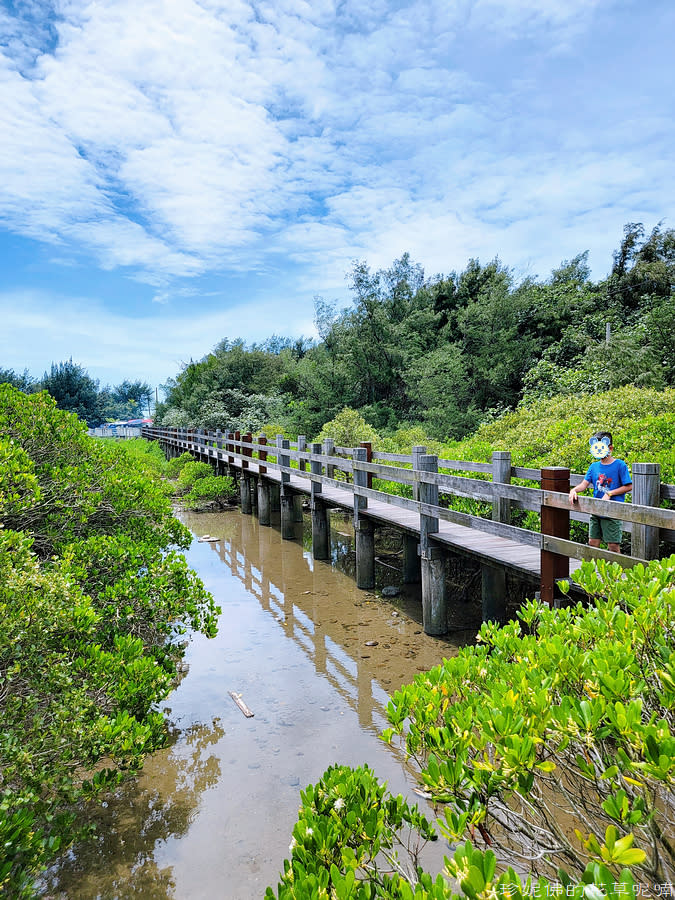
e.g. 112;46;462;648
40;360;101;426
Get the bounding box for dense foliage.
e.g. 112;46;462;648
157;223;675;441
443;386;675;483
269;556;675;897
0;386;219;897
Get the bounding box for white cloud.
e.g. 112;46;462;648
0;0;672;308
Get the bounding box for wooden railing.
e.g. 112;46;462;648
143;426;675;572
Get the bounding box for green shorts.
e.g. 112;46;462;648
589;514;622;544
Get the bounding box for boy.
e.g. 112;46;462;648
568;431;632;553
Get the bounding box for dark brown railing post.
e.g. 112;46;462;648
540;467;570;605
242;432;252;469
360;441;373;489
258;435;267;474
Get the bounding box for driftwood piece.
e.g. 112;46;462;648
229;691;254;718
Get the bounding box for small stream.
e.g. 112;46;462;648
45;508;476;899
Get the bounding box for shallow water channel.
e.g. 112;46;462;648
46;508;475;899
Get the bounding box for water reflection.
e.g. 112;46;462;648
44;722;225;898
200;510;459;736
46;506;467;900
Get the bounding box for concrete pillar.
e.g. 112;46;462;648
632;463;660;559
281;488;295;541
403;533;420;583
482;564;507;624
311;442;329;560
240;474;252;514
356;520;375;589
258;479;271;526
419;454;446;635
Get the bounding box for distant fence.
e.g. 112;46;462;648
89;425;143;438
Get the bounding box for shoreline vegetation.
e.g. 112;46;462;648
0;387;219;898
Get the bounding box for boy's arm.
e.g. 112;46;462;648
605;482;632;499
569;479;591;503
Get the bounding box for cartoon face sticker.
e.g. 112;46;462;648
589;435;611;459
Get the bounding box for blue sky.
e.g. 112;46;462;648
1;0;673;390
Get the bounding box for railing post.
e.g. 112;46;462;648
215;429;223;474
311;441;329;560
242;432;252;470
419;454;446;635
353;446;374;589
492;450;511;525
412;445;426;501
360;441;373;489
540;467;570;605
632;463;660;559
258;435;267;474
323;438;335;480
279;438;295;540
298;436;307;472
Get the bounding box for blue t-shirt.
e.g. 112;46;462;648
584;458;632;501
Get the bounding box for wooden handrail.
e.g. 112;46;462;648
141;426;675;562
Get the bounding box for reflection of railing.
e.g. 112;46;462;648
205;519;392;737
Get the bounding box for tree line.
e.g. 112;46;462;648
0;360;153;427
157;222;675;440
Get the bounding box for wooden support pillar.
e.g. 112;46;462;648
632;463;660;559
293;494;304;523
403;533;420;583
354;446;375;589
492;450;511;525
419;454;446;635
540;467;570;605
310;442;329;560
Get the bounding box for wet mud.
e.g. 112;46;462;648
45;508;476;899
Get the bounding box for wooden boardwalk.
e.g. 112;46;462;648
142;426;674;633
208;454;573;584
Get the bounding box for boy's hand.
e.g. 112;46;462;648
569;489;579;503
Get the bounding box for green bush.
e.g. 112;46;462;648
166;450;196;478
0;385;219;897
183;474;237;509
317;407;380;449
270;556;675;896
176;460;214;492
